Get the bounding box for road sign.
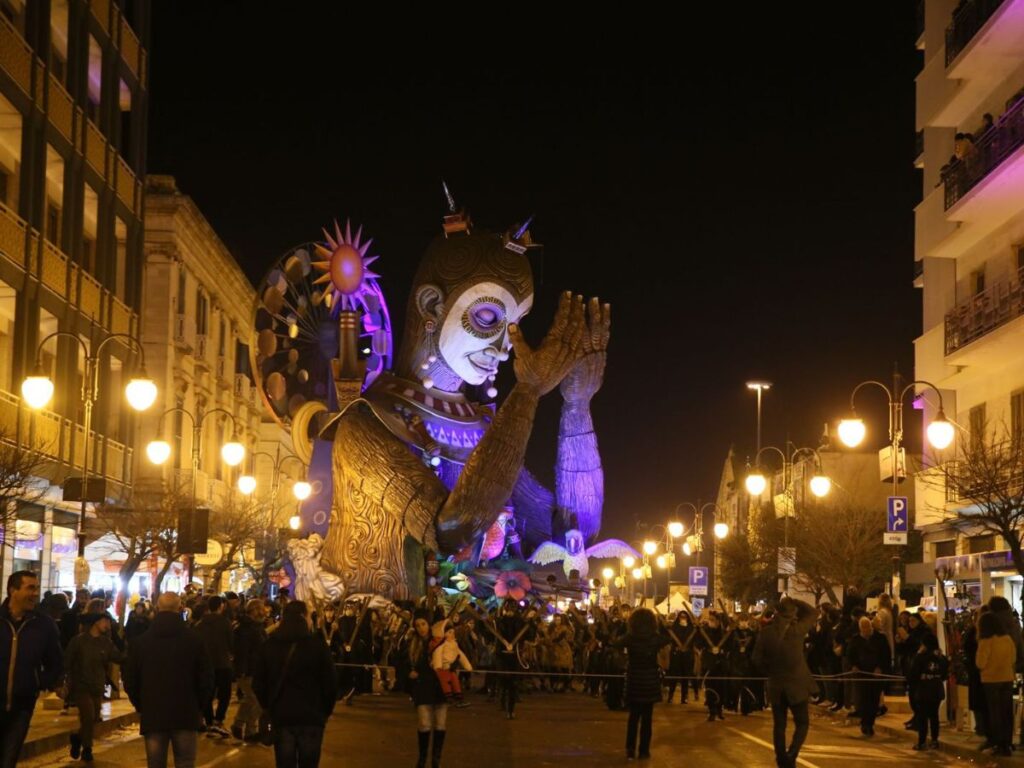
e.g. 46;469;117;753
690;597;705;614
887;496;909;533
886;496;909;545
688;566;708;596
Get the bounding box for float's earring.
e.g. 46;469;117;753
486;375;497;400
421;320;437;389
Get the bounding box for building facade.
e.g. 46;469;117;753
0;0;149;589
125;175;296;595
914;0;1024;611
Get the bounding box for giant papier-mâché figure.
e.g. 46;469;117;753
292;204;609;599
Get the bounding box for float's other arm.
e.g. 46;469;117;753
556;298;610;541
436;293;585;552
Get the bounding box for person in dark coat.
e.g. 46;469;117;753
845;616;892;736
407;609;448;768
253;600;336;768
0;571;63;768
65;611;124;761
908;633;949;750
665;612;695;703
752;597;817;768
194;595;234;736
125;601;152;643
124;592;214;768
698;612;730;721
613;608;669;760
728;614;759;714
962;606;989;739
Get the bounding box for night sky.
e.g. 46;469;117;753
147;5;923;545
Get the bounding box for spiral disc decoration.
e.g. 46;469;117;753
251;221;393;431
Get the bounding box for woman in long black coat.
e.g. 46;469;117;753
614;608;670;760
665;613;695;704
407;610;448;768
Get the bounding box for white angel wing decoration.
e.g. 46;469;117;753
528;541;569;565
585;538;640;560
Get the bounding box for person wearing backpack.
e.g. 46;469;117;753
253;601;336;767
908;633;949;751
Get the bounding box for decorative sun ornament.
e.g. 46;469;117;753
313;219;381;315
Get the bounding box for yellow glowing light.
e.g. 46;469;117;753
656;555;667;569
714;522;730;540
601;567;615;581
124;376;157;411
643;540;657;556
146;440;171;465
221;440;245;467
631;567;644;580
622;555;636;569
745;472;767;496
810;474;832;498
682;541;693;557
838;417;866;448
668;521;684;538
21;373;54;410
238;475;257;495
927;413;955;450
292;480;312;501
289;514;301;530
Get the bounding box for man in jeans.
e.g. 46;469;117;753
753;597;818;768
125;592;213;768
0;571;63;768
195;595;234;737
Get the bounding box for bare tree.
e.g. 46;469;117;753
0;429;52;582
718;503;780;606
206;494;275;593
926;418;1024;607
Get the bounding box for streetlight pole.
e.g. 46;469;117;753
837;376;954;602
147;407;246;587
747;381;772;454
21;332;157;588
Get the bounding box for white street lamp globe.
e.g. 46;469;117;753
238;475;257;495
622;555;636;569
21;374;54;410
146;440;171;465
601;567;615;581
668;521;684;538
643;540;658;556
745;472;767;496
809;474;832;498
631;567;644;580
655;555;666;569
927;414;955;450
714;522;730;539
221;440;245;467
289;514;301;530
124;377;157;411
838;418;866;448
682;541;693;557
292;480;313;501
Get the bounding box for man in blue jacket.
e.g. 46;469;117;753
0;570;63;768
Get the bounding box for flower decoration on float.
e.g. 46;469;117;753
312;219;381;316
494;570;532;601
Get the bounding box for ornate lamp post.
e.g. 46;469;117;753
836;376;955;599
21;332;157;587
237;450;310;537
146;407;246;585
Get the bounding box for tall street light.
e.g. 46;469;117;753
236;450;310;535
146;407;246;584
745;444;832;594
21;332;156;586
746;381;772;454
676;502;729;602
836;375;955;600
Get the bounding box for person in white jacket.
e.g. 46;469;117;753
431;622;472;707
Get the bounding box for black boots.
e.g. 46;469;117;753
432;730;446;768
417;730;430;768
70;733;81;760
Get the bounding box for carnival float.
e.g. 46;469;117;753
250;188;636;611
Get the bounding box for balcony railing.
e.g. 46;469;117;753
946;0;1007;66
945;264;1024;353
944;91;1024;209
915;129;924;161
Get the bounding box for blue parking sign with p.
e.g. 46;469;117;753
887;496;908;533
689;566;708;596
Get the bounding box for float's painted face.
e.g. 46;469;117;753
438;281;533;386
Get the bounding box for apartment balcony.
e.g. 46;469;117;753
194;334;211;371
215;356;231;389
233;374;250;402
0;388;133;487
918;0;1024;128
173;313;195;353
945;264;1024;364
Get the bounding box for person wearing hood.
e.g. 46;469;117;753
124;592;213;768
194;595;234;737
253;600;336;768
0;571;63;768
64;610;124;761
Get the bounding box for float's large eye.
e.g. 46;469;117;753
463;298;507;337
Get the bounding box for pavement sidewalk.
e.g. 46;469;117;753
20;694;139;761
813;701;1019;765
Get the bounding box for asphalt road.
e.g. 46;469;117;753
21;691;968;768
